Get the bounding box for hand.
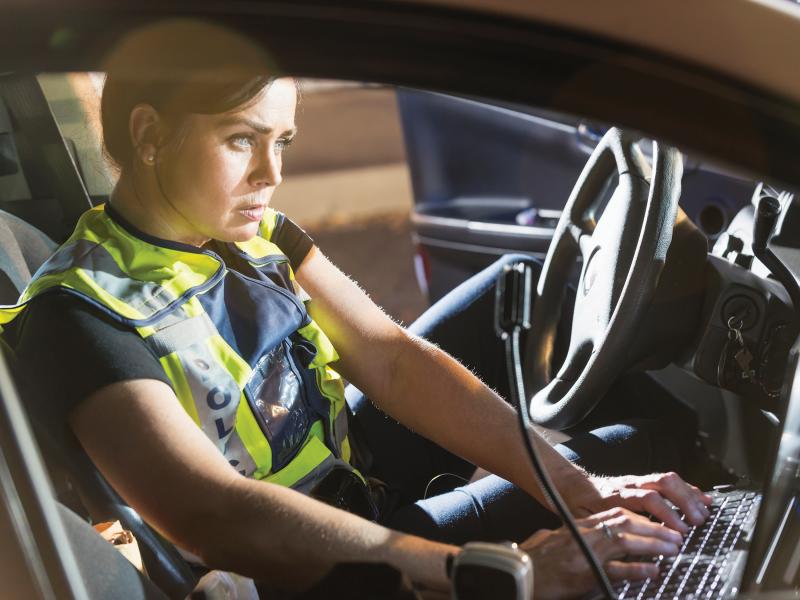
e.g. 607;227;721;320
586;472;713;533
520;508;683;600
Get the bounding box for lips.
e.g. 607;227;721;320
238;204;266;222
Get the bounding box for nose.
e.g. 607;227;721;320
249;147;282;189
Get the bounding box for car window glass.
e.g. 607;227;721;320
2;72;782;308
38;73;114;201
0;100;32;203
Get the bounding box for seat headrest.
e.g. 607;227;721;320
0;210;56;304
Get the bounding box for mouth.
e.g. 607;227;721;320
237;204;266;222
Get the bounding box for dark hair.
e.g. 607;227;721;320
101;74;274;170
99;20;283;171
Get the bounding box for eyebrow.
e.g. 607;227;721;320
218;116;297;137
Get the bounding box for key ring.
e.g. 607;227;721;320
727;316;744;338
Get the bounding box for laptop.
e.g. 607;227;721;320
613;341;800;599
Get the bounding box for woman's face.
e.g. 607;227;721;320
154;77;297;245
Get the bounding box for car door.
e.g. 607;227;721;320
399;89;755;302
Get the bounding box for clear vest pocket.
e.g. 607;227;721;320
244;341;312;471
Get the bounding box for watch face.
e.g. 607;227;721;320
453;564;518;600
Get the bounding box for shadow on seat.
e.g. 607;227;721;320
0;209;197;599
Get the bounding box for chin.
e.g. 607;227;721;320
217;223;261;244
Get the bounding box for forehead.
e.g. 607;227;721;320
225;77;297;127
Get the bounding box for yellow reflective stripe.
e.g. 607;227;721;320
263;420;331;486
316;367;345;438
136;323;157;338
158;353;201;426
0;304;24;327
234;236;284;261
297;322;340;368
318;366;345;406
235;395;273;479
96;235;220;302
206;333;251;387
258;207;280;241
341;436;352;464
21;207;221;322
204;334;278;477
297;321;349;456
180;295;207;319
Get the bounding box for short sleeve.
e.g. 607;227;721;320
260;209;314;270
4;291;172;442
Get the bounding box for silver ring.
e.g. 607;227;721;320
601;522;614;540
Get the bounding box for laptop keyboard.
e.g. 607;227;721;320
614;489;760;600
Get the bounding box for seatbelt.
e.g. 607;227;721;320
0;74;91;242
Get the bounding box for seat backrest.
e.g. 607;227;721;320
0;208;56;302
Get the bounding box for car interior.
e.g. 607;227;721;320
2;5;800;599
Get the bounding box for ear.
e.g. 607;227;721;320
129;104;163;167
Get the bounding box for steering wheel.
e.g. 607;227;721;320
526;128;683;430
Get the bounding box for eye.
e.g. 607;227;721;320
229;134;255;150
274;136;294;155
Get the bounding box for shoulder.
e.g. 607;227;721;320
259;208;315;271
8;291;172;410
15;290;137;348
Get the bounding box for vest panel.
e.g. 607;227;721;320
0;204;355;489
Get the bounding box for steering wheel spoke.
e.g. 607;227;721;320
526;129;683;430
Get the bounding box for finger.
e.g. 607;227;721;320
605;560;660;582
640;473;710;526
621;489;689;533
605;513;683;546
608;532;681;559
578;506;638;528
691;484;714;506
578;508;682;545
585;524;679;564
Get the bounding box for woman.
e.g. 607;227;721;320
2;23;710;598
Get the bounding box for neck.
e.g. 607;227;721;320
110;170;209;247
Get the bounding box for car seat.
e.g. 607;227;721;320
58;503;168;600
0;208;198;599
0;208;56;299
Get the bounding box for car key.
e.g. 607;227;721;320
727;316;755;380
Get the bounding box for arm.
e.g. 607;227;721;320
70;379;687;599
296;247;712;527
70;379;456;592
295;247;595;510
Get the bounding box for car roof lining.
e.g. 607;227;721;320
1;2;798;193
414;0;800;106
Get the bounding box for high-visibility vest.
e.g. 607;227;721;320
0;203;356;492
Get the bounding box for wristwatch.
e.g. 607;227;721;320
448;541;533;600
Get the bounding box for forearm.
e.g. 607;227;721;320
295;250;598;510
190;476;456;592
71;378;456;594
373;331;597;509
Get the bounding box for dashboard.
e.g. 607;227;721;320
693;184;798;412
